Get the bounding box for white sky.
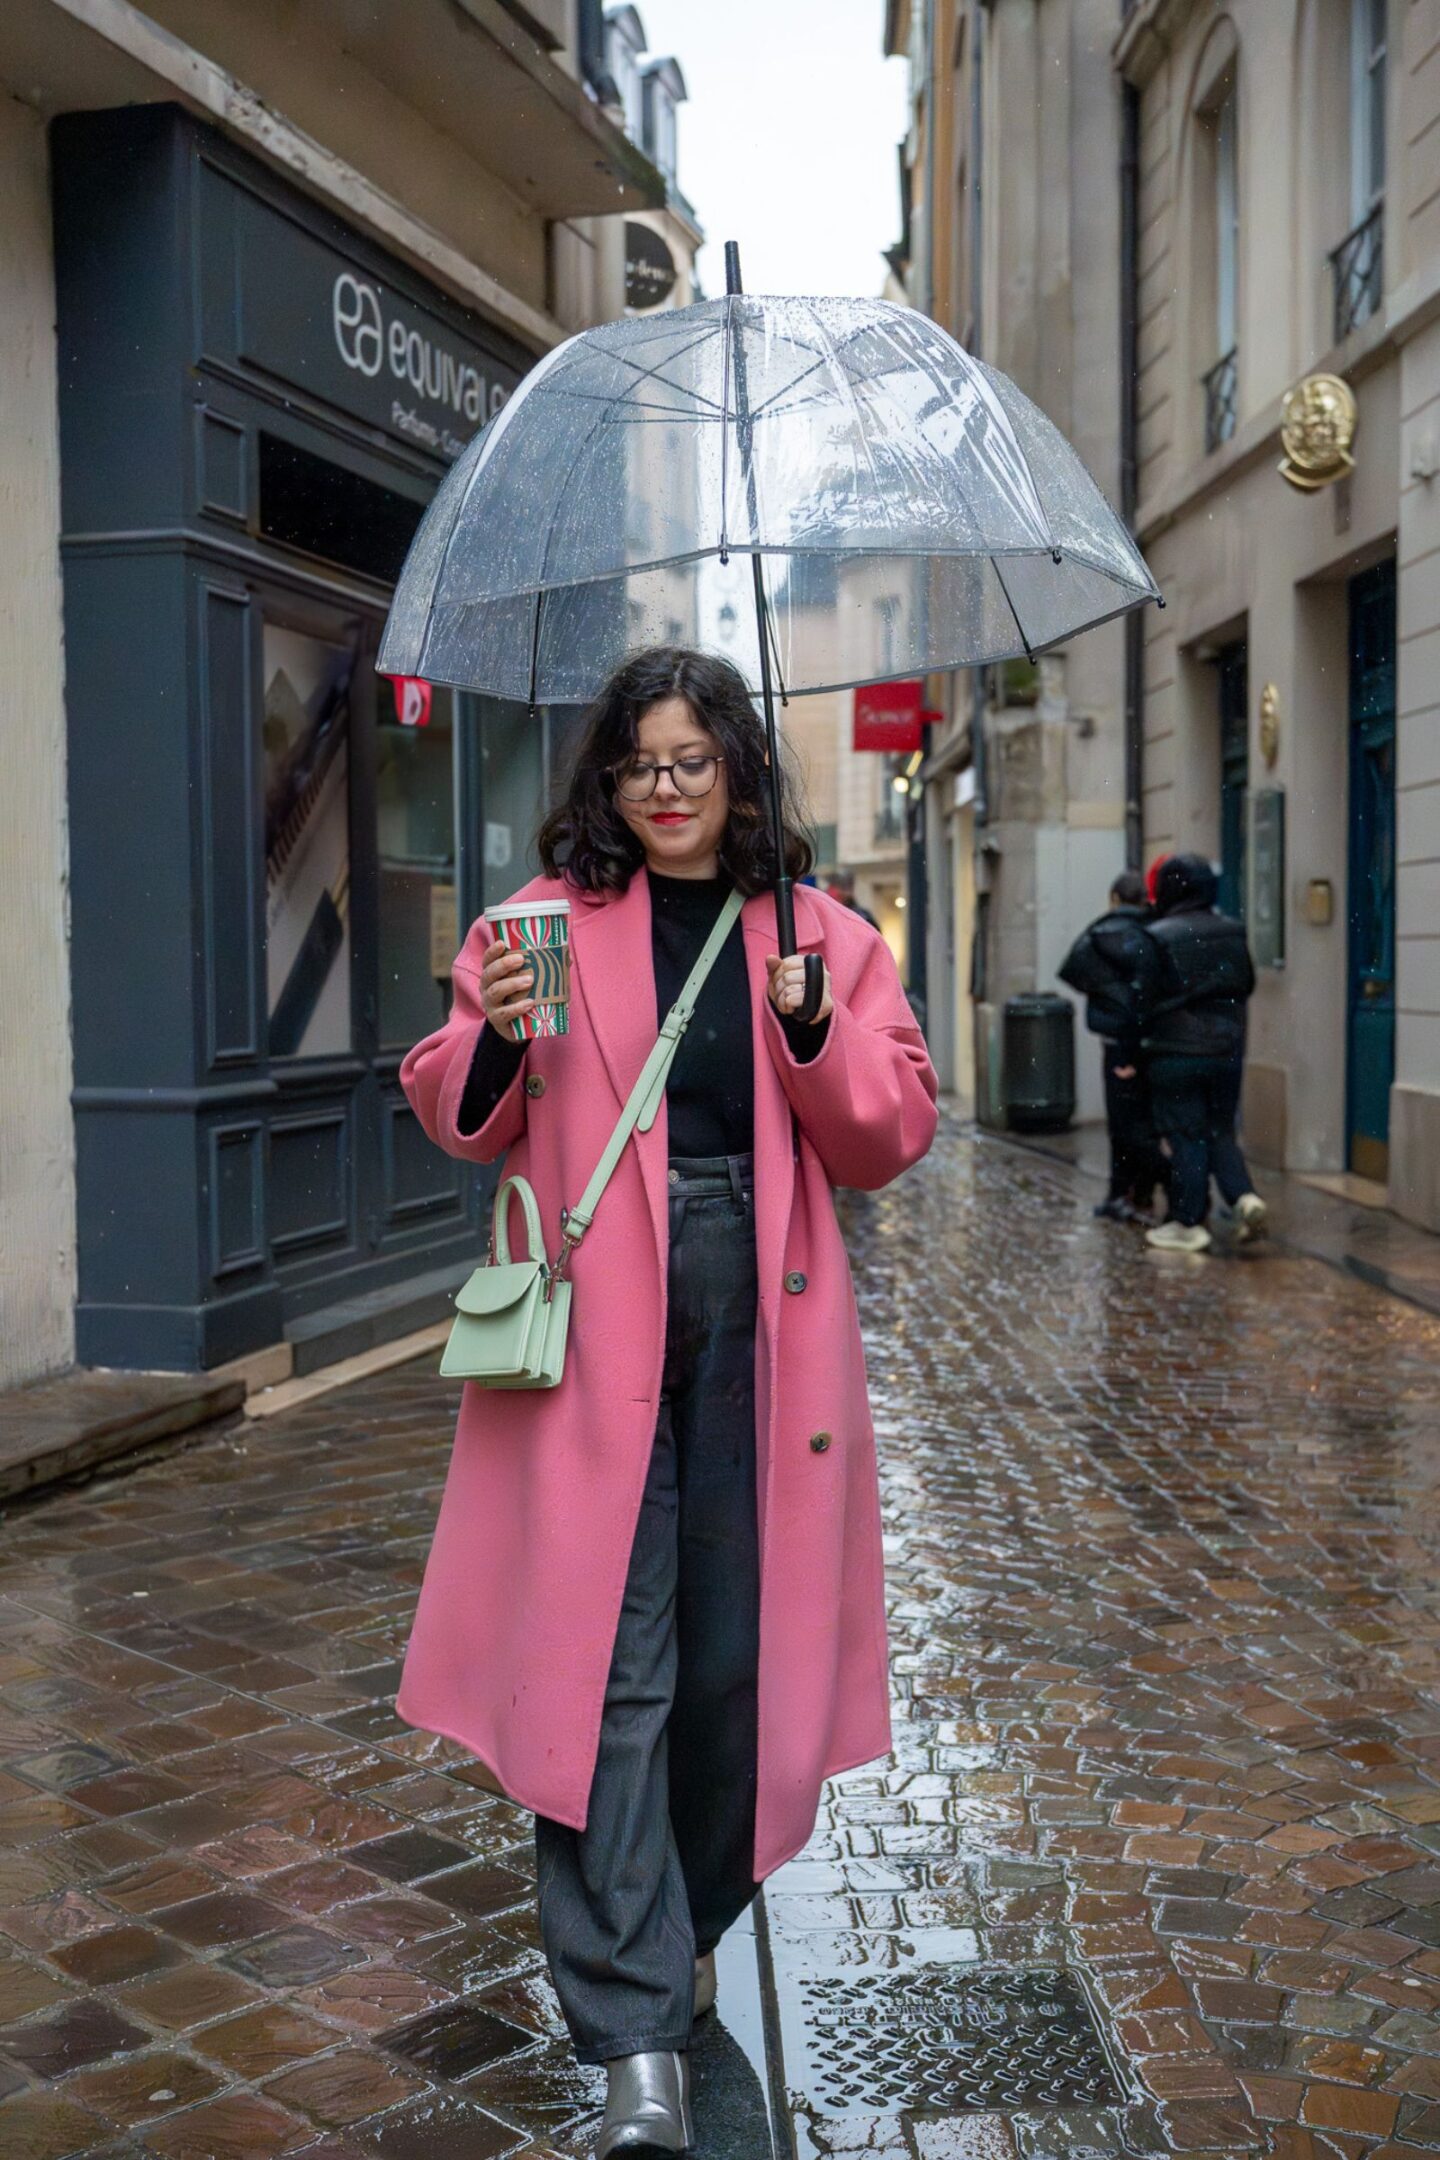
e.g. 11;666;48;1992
633;0;910;301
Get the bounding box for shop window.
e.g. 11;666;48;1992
262;624;358;1058
478;697;547;911
376;685;458;1048
258;435;424;586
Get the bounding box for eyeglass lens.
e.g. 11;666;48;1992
617;757;719;801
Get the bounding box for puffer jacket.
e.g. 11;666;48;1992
1138;854;1255;1059
1058;904;1154;1049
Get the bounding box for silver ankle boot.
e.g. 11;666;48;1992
693;1950;717;2019
596;2049;694;2156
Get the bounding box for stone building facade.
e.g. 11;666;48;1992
1121;0;1440;1225
892;0;1440;1234
886;0;1134;1119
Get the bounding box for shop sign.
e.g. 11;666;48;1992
214;171;522;462
625;221;679;310
853;680;925;753
389;676;432;728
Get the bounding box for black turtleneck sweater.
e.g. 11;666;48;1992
457;872;828;1150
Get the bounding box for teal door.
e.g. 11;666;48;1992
1347;560;1397;1181
1217;642;1249;919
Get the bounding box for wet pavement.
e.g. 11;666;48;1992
0;1117;1439;2158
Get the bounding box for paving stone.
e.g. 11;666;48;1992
264;2045;428;2127
0;2088;110;2160
0;1999;151;2078
64;2044;224;2125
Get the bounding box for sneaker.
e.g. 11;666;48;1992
1093;1198;1130;1221
1146;1220;1212;1253
1232;1192;1268;1243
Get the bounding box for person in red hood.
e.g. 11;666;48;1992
1144;853;1171;908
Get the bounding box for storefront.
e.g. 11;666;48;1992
54;104;551;1371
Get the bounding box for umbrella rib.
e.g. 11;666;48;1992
744;319;882;423
584;323;727;416
527;587;545;718
801;299;888;568
719;294;734;559
992;559;1036;663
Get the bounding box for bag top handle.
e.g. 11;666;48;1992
491;1175;546;1267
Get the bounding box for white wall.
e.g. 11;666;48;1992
0;94;75;1385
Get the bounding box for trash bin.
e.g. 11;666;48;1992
1003;993;1075;1132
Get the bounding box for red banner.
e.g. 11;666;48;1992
853;679;924;753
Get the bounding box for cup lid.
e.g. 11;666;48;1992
484;898;572;920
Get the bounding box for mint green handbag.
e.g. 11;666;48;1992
439;889;745;1389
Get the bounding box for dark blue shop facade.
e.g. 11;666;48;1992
55;105;547;1372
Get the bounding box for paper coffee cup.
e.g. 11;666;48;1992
485;898;571;1041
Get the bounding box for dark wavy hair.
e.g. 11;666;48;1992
538;647;815;895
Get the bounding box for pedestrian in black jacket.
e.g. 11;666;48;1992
1059;871;1164;1221
1135;853;1266;1253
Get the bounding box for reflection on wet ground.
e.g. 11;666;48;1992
0;1118;1438;2156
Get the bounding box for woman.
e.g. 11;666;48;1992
399;647;937;2155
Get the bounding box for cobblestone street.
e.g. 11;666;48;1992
3;1118;1440;2159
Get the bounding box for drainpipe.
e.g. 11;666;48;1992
968;0;990;1007
1120;69;1144;870
908;0;942;1020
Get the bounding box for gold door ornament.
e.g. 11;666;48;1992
1279;373;1358;492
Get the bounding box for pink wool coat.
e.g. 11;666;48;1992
397;871;938;1880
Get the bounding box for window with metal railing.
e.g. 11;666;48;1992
1331;203;1384;341
1202;347;1238;454
1332;0;1387;341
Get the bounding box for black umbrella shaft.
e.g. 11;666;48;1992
750;553;798;954
726;242;799;961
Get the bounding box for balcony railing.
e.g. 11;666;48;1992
1331;204;1384;343
1202;347;1238;454
873;797;905;846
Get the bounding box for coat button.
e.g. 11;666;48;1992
525;1075;546;1098
810;1430;832;1454
784;1270;808;1294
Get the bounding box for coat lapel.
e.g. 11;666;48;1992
570;877;669;1269
741;886;825;1491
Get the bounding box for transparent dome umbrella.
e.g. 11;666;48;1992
380;242;1161;1008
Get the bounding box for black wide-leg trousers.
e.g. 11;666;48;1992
534;1152;762;2064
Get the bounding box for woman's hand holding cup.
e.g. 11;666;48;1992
481;944;536;1036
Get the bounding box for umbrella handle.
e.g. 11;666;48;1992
774;873;826;1024
797;954;825;1025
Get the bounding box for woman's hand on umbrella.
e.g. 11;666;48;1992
481;945;535;1031
766;954;833;1025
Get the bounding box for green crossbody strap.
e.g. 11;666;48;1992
554;887;746;1272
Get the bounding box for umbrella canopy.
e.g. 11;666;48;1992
379;294;1159;705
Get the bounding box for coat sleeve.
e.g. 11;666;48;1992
399;922;527;1165
762;930;938;1191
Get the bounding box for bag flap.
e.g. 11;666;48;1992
453;1261;545;1316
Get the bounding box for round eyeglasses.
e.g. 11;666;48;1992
613;754;724;803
